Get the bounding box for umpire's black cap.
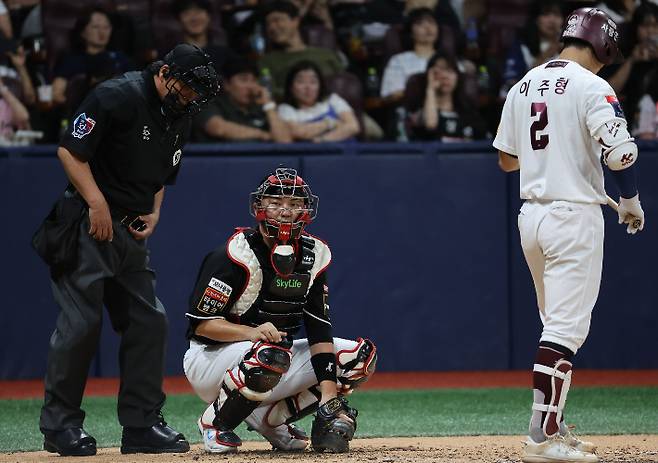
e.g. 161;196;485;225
161;43;220;117
164;43;211;74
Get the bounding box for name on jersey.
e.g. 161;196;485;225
519;77;569;97
197;278;232;314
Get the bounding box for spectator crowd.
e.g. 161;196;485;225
0;0;657;145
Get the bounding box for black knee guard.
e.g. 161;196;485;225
215;341;293;431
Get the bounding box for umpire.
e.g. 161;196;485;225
35;44;219;456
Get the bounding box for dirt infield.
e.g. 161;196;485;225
1;436;657;463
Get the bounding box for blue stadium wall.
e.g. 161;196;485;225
1;141;657;379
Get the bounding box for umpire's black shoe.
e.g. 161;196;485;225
120;421;190;454
43;427;97;456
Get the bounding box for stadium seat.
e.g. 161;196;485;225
326;71;364;136
402;72;424;112
302;24;337;51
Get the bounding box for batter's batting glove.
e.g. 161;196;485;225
310;397;357;453
618;194;645;234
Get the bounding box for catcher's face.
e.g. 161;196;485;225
260;196;306;223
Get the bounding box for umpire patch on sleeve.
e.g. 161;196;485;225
197;277;233;314
605;95;625;118
71;112;96;139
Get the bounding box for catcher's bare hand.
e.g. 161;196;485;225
250;322;287;343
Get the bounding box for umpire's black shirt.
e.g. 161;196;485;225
60;69;191;215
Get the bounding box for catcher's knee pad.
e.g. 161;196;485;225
337;338;377;394
311;397;357;453
224;341;292;402
533;358;572;438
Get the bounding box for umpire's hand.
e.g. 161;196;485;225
88;198;113;242
129;211;159;240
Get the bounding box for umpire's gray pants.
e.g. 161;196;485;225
39;216;168;432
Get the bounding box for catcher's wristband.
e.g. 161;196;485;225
311;352;337;383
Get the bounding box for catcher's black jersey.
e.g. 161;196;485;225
186;228;333;346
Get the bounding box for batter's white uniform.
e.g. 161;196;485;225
494;58;625;353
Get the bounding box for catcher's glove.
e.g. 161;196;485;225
311;397;358;453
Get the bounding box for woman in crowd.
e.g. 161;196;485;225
0;75;31;143
278;60;360;142
632;67;658;140
502;0;564;86
380;8;439;101
603;3;658;128
52;8;132;106
408;51;487;142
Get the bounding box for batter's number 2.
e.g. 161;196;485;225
530;102;549;150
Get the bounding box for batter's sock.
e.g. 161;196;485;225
529;342;574;443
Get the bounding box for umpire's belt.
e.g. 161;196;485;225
109;208;142;228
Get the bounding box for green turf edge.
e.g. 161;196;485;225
0;387;656;452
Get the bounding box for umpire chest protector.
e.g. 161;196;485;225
226;229;330;333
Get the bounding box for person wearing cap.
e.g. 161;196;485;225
35;43;219;457
495;7;644;463
192;57;291;142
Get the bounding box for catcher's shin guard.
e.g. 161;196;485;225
336;338;377;394
215;341;292;431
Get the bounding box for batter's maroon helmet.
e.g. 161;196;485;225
561;8;623;65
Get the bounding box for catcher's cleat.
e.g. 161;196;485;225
251;422;309;451
563;425;596;454
522;436;598;463
197;417;240;454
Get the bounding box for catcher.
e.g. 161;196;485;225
183;167;377;453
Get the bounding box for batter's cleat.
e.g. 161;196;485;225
563;425;597;453
197;417;241;453
522;436;598;463
43;427;97;456
255;423;309;451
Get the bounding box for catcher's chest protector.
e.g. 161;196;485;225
228;230;328;334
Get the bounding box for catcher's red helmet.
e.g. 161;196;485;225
561;8;623;65
250;167;319;242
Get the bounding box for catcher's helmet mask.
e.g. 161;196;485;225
561;7;624;65
161;44;220;119
250;167;319;243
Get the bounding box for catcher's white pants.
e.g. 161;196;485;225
518;200;604;354
183;337;358;404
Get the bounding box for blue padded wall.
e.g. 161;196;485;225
1;142;656;379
